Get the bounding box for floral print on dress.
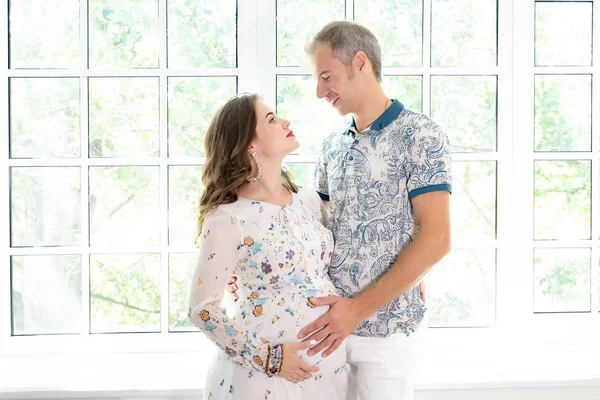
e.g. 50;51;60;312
189;187;349;399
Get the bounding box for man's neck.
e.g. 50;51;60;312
353;89;390;133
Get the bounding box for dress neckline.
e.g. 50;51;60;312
237;190;297;208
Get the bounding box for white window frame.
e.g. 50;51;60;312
1;0;599;392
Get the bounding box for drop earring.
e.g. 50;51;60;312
247;152;263;183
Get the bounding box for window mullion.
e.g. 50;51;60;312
237;0;257;94
255;0;276;106
79;0;91;337
0;0;10;349
506;0;535;329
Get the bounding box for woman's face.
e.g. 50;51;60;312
251;100;299;159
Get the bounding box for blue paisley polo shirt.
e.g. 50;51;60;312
314;99;452;337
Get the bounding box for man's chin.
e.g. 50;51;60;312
336;107;349;116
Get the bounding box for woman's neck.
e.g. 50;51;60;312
237;159;291;204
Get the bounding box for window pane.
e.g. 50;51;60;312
452;161;496;242
431;0;497;67
534;75;591;152
382;75;422;113
286;163;316;188
535;2;592;67
277;75;345;154
89;78;159;158
89;166;160;246
534;248;591;313
534;161;591;240
429;249;496;327
89;0;159;68
431;75;497;153
169;166;202;246
168;0;236;68
11;167;81;247
169;252;197;332
10;78;80;158
9;0;79;68
90;253;161;333
276;0;345;67
12;255;81;335
168;77;237;157
355;0;422;67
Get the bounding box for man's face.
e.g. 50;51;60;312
311;43;360;116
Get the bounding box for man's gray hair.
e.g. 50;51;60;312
306;21;382;82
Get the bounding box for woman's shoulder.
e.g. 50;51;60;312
203;204;241;226
295;186;321;203
295;186;324;217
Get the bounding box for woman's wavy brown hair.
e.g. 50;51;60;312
195;93;298;245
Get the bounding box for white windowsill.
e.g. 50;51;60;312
1;328;599;399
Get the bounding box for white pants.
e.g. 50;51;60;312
345;322;428;400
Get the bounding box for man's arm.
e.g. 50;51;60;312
298;190;450;357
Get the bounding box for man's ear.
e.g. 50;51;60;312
354;51;368;72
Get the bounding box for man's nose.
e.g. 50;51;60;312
316;80;328;99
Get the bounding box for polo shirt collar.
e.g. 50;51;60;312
343;99;404;135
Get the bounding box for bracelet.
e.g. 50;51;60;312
266;344;284;377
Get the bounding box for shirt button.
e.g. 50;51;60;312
348;156;354;160
354;140;359;144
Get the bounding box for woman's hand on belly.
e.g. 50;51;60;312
280;340;320;383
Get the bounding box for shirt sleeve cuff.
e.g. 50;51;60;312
317;191;330;201
265;344;284;377
408;183;452;199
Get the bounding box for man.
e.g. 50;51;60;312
297;21;452;400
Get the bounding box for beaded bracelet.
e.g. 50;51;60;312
266;344;284;377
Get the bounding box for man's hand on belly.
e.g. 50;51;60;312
297;295;362;358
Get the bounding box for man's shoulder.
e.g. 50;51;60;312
388;108;444;138
320;130;347;158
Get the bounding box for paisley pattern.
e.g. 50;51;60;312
314;100;452;337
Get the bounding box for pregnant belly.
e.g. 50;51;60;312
240;292;347;375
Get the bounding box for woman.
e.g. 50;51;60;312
188;94;349;399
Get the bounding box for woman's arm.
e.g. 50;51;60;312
188;213;282;375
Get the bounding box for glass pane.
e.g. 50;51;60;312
169;166;202;246
535;2;592;67
452;161;496;242
168;0;236;68
168;77;237;157
534;75;591;152
534;160;590;240
276;0;345;67
355;0;422;67
431;75;497;153
534;248;591;313
286;163;316;188
429;249;496;327
431;0;497;67
89;166;160;246
169;252;197;332
89;78;159;158
90;253;161;333
10;78;80;158
9;0;79;68
277;75;345;154
89;0;158;68
11;167;81;247
381;75;422;112
12;255;81;335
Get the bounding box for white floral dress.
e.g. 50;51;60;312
189;187;349;400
